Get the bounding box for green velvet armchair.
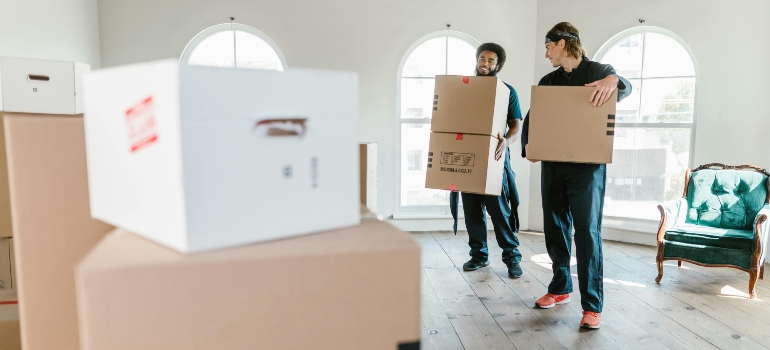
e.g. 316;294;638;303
655;163;770;298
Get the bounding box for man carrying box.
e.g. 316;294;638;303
521;22;632;329
450;43;525;279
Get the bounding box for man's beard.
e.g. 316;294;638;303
475;67;497;76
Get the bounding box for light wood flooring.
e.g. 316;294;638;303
416;230;770;350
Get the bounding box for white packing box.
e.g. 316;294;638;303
83;60;360;253
0;57;89;114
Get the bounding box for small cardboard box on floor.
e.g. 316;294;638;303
75;218;421;350
359;142;377;213
4;114;114;350
83;60;359;253
0;290;21;350
527;86;617;164
425;75;510;196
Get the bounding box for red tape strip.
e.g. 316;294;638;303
462;76;470;84
449;184;457;191
0;300;18;305
456;133;464;140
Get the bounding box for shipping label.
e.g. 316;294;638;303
125;96;159;153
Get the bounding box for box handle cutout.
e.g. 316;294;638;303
27;74;50;82
253;118;307;138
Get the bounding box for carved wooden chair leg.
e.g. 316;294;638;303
749;268;759;299
655;258;664;283
678;261;682;267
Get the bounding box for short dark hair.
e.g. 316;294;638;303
476;43;506;71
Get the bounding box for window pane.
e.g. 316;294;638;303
642;33;695;78
400;78;435;119
235;31;283;71
605;127;691;220
402;37;447;77
601;34;642;78
446;37;476;76
401;124;448;206
616;78;641;123
188;31;235;68
639;78;695;123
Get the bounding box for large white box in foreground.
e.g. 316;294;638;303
83;60;360;253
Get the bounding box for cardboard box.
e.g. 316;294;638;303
359;142;377;213
75;219;421;350
527;86;617;164
83;60;360;253
4;114;114;350
0;117;12;238
430;75;510;136
0;57;89;114
425;132;503;195
0;290;21;350
0;238;10;290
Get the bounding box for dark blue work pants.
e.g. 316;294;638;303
541;161;606;313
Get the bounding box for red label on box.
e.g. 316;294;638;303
125;96;159;153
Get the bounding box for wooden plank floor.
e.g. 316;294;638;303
416;230;770;350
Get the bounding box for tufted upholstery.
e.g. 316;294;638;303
656;164;770;298
685;169;768;230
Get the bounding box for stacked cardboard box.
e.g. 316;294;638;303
425;75;511;195
0;290;21;350
74;60;421;349
527;86;617;164
0;57;115;350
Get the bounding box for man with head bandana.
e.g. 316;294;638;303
449;43;524;280
520;22;632;329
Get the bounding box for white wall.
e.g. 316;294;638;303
0;0;101;67
528;0;770;232
96;0;538;224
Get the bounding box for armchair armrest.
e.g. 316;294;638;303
753;204;770;265
657;198;688;244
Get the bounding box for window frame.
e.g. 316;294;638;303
595;26;699;221
180;23;288;70
394;30;480;214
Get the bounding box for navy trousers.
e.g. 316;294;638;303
453;149;522;266
541;161;606;313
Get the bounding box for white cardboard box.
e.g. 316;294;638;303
0;57;89;114
83;60;360;253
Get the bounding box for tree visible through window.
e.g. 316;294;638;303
398;31;479;208
598;29;696;220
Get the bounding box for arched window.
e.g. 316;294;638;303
181;23;287;70
597;27;697;220
397;30;479;210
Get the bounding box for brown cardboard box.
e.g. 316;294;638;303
0;238;10;290
4;113;114;350
75;219;421;350
430;75;510;136
425;132;503;195
359;142;377;213
0;119;13;238
0;290;21;350
527;86;617;164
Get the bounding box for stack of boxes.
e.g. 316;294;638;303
425;75;511;195
74;60;420;349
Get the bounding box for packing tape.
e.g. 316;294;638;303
462;76;470;84
456;133;464;140
449;184;457;191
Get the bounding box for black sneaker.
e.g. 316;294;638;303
462;259;490;271
507;263;523;278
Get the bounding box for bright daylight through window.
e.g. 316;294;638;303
185;24;285;71
399;32;478;208
599;29;696;220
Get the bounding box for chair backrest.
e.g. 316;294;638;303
685;164;769;230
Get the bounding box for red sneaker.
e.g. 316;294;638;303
580;311;601;329
535;293;570;308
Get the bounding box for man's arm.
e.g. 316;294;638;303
495;119;519;161
586;63;632;106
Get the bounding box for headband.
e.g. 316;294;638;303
545;32;580;44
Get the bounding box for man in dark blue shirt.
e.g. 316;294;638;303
520;22;632;329
450;43;524;279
